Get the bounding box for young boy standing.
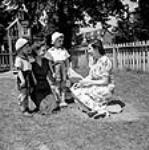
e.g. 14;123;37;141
15;38;36;116
45;32;70;107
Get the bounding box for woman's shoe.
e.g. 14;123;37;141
87;111;98;118
93;112;106;119
20;105;26;112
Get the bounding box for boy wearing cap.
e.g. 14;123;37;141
45;32;70;107
15;38;36;116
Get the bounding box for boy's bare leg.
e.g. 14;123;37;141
18;93;27;112
59;82;68;107
55;64;61;81
61;63;67;81
18;90;32;116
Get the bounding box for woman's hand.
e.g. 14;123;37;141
79;79;92;87
72;79;93;89
73;83;80;88
79;77;108;87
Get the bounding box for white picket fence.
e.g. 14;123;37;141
104;41;149;72
1;40;149;73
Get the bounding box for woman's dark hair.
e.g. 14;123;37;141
91;39;105;56
31;42;45;57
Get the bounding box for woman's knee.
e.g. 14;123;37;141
108;83;115;93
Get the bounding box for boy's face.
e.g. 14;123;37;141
22;43;31;55
54;36;64;48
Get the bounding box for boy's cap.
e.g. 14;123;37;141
51;32;64;44
15;38;28;51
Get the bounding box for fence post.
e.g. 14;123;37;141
113;47;118;70
8;31;13;71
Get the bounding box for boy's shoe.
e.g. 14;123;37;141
30;107;40;113
59;102;68;107
23;111;33;117
20;105;26;112
52;106;60;114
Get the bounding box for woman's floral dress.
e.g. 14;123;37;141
71;55;115;112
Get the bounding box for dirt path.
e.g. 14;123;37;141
0;71;149;150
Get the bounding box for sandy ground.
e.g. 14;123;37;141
0;70;149;150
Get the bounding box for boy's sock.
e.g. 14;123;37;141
59;92;68;107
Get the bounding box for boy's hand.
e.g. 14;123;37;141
50;84;56;90
53;73;56;78
66;80;71;88
34;78;37;85
20;80;25;88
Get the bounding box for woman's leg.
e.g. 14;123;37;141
30;91;40;112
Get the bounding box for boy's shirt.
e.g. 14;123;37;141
15;56;32;71
45;47;70;62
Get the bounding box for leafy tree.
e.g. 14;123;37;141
133;0;149;40
0;3;7;44
112;4;136;43
113;0;149;43
2;0;125;48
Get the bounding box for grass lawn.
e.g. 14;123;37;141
0;70;149;150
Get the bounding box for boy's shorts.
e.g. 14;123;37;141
17;70;35;94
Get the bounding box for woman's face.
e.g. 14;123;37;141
93;47;101;59
54;36;64;48
36;46;46;57
88;45;101;59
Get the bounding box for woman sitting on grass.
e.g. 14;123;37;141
30;42;58;115
71;39;115;119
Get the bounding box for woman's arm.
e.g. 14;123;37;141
47;70;54;86
31;72;37;85
49;60;54;74
80;75;109;86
